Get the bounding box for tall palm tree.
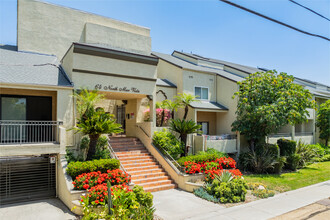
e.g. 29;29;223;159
169;119;202;156
174;93;199;120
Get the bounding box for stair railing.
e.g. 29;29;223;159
135;125;186;175
106;136;132;184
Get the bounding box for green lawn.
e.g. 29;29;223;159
244;161;330;192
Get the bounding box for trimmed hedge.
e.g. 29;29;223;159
177;154;225;166
67;158;120;179
277;139;296;156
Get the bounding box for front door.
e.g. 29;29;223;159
116;105;126;134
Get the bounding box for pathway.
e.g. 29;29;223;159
153;180;330;220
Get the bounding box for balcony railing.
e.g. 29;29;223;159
0;120;63;145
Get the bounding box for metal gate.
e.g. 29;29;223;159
0;155;56;205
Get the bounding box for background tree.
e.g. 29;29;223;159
174;93;198;120
163;99;180;119
169;119;201;156
72;89;123;160
316;100;330;145
156;101;167;127
232;70;316;152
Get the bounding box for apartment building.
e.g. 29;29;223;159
0;0;329;205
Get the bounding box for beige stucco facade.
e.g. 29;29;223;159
18;0;151;59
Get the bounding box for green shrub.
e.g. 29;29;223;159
277;139;296;156
286;154;301;171
177;154;222;166
238;144;279;174
67;159;120;178
313;154;330;162
197;148;228;158
130;205;155;220
273;156;286;174
256;143;279;158
205;178;248;203
193;187;219;203
252;189;275;199
92;136;111;160
247;182;275;199
152;129;183;159
295;140;317;168
132;185;153;208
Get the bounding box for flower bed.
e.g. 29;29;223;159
183;157;237;174
72;169;130;190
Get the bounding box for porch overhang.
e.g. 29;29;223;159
190;101;228;113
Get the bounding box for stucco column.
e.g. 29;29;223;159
150;95;156;129
291;125;295;141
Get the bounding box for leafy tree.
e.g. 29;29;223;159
169;119;201;156
156;101;167;127
72;89;123;160
163;99;181;119
316;100;330;145
174;93;199;120
232;71;315;152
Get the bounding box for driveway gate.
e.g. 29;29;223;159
0;155;56;205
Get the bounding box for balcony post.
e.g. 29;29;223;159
20;124;22;145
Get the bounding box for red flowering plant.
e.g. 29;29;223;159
184;161;202;174
183;157;237;174
80;184;132;208
204;169;243;183
72;169;130;190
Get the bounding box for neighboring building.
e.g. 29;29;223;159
0;0;329;205
152;51;330;152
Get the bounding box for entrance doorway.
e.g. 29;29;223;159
116;104;126;134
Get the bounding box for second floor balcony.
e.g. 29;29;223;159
0;120;63;145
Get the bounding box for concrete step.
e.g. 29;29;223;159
124;161;158;168
113;147;147;152
110;142;143;147
115;150;149;155
138;180;173;188
143;183;177;192
131;172;168;180
121;158;155;165
125;165;162;172
117;153;152;159
133;176;171;184
129;168;165;176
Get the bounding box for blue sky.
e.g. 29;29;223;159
1;0;329;85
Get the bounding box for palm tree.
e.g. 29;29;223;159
163;99;180;119
169;119;202;156
174;93;199;120
72;89;123;160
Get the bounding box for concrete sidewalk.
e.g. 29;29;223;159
153;180;330;220
0;198;77;220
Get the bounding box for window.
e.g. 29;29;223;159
195;87;208;100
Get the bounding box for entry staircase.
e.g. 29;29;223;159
109;137;177;192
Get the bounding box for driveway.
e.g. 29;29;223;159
0;198;77;220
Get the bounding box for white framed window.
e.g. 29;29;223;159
194;86;209;100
